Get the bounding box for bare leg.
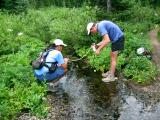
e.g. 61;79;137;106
109;51;118;75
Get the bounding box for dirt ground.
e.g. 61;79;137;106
149;29;160;68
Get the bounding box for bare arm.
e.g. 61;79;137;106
95;34;110;55
61;63;67;69
97;41;103;46
61;58;69;69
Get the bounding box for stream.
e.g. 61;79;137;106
19;63;160;120
44;63;160;120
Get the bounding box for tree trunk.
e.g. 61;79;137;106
107;0;111;12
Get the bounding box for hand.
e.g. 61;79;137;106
64;58;69;63
95;49;100;56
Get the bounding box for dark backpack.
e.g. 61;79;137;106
31;49;57;72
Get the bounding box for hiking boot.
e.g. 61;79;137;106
102;73;115;82
102;71;111;78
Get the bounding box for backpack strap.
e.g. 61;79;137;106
43;49;57;70
44;49;57;63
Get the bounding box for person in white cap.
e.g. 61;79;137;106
87;20;125;82
34;39;69;82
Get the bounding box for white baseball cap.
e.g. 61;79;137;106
54;39;67;46
87;22;94;35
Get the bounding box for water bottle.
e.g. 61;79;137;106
91;43;96;52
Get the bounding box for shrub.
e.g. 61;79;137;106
0;50;48;119
124;56;157;83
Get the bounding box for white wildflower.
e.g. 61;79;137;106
155;24;159;28
18;32;23;36
7;29;13;32
154;13;158;16
140;32;144;35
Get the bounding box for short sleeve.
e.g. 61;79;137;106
98;24;108;36
55;52;65;65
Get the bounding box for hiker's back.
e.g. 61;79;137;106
45;49;60;64
34;49;59;75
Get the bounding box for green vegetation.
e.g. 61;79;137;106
0;0;160;119
0;6;98;119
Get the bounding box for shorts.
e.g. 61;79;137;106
111;36;125;52
34;67;65;82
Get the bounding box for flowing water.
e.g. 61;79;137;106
45;63;160;120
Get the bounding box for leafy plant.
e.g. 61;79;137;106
124;56;157;83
